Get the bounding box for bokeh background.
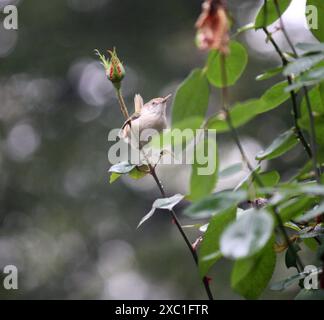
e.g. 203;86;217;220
0;0;319;299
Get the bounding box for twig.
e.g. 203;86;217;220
219;55;254;173
114;88;214;300
149;169;214;300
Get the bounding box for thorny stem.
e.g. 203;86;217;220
219;53;304;272
149;168;214;300
304;89;321;183
272;0;321;183
114;88;214;300
262;27;312;160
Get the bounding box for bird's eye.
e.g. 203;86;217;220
152;101;156;105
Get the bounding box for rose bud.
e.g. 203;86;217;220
95;47;125;89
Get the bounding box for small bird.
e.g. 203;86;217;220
120;93;172;149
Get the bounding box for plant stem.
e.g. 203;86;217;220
219;55;250;169
116;88;129;118
273;0;297;56
272;0;321;183
114;88;214;300
303;88;321;183
262;27;312;159
219;53;304;272
149;168;214;300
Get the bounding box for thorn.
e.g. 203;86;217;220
206;276;212;284
192;236;203;251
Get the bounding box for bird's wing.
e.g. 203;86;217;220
121;112;141;130
120;112;141;140
134;94;144;113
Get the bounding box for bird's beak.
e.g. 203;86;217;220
162;94;172;103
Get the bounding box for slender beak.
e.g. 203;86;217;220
162;94;172;103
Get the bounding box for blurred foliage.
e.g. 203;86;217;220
0;0;321;299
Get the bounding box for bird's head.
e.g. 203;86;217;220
142;94;172;115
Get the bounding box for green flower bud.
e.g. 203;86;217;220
95;48;125;89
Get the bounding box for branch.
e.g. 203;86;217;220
114;88;214;300
262;27;312;160
272;0;321;182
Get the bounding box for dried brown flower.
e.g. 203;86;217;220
195;0;229;54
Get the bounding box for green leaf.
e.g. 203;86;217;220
278;196;317;222
128;166;148;180
283;53;324;76
256;66;283;81
270;268;322;291
219;163;243;178
239;170;280;195
299;225;324;238
306;0;324;42
198;206;236;277
285;67;324;91
272;266;322;291
137;194;184;228
302;66;324;82
296;184;324;196
109;172;121;184
172;69;209;129
259;182;324;202
256;128;298;161
299;84;323;115
109;163;148;183
296;202;324;222
284;221;302;232
258;170;281;187
207;81;290;132
303;238;318;251
261;81;291;111
296;42;324;54
207;99;264;132
108;162;136;174
285;243;301;269
220;209;274;259
184;190;247;219
236;23;256;35
290;161;313;182
152;194;184;210
189;137;218;201
234;165;261;191
231;237;276;300
255;0;293;29
299;85;324;149
271;272;306;291
206;41;248;88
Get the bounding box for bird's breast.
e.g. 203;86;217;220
138;114;167;132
